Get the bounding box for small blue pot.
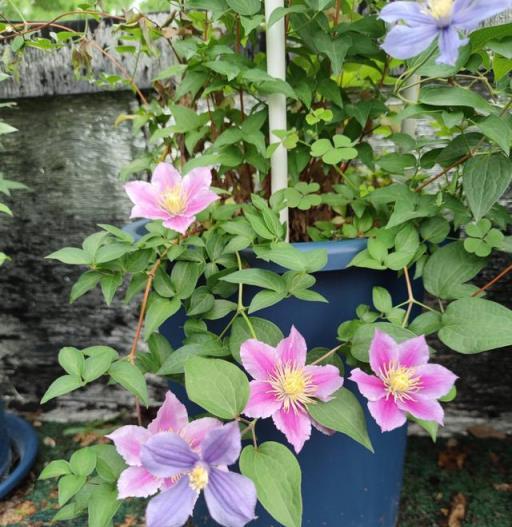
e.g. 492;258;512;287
125;220;419;527
0;399;39;500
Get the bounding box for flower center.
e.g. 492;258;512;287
382;364;421;401
161;186;186;215
426;0;454;23
269;364;315;412
188;464;208;492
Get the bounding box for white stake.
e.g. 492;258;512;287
400;76;420;137
264;0;289;236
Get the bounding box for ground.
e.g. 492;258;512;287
0;422;511;527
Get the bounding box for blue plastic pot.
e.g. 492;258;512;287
0;399;39;500
125;220;419;527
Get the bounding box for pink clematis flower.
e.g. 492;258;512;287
124;162;219;234
240;326;344;453
350;330;457;432
107;391;222;499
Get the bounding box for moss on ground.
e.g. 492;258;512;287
0;422;511;526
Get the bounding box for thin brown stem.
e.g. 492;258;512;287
472;262;512;297
402;266;414;327
334;0;341;25
311;344;342;365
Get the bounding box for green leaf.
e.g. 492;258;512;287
222;268;286;292
439;297;512;353
240;442;302;527
39;460;72;480
419;86;494;115
41;375;83;404
46;247;91;265
100;273;123;305
229;316;283;361
226;0;261;16
314;33;352;75
409;311;442;336
58;347;85;377
88;483;121;527
475;114;511;154
423;242;486;300
171;261;204;299
184;357;250;419
109;360;149;406
268;5;307;28
70;271;101;303
463;154;512;221
58;474;86;506
69;448;96;476
253;243;327;273
95;242;131;264
351;323;416;362
94;445;125;483
372;286;392;313
83;346;117;383
187;287;215;316
143;295;181;340
308;388;373;452
249;290;287;313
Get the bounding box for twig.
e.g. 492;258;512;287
402;266;414;327
472;262;512;297
311;344;342;365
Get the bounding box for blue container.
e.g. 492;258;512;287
125;220;418;526
0;401;11;480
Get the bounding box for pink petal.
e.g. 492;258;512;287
152;162;182;191
125;181;167;220
303;364;343;401
276;326;307;368
117;466;162;499
349;368;387;401
240;339;278;380
243;381;282;418
397;335;430;368
185;190;219;216
397;397;444;425
272;406;312;453
367;397;406;432
369;330;398;377
106;425;152;466
162;214;195;234
182;167;212;196
312;419;335;436
181;417;223;451
148;391;189;435
416;364;457;399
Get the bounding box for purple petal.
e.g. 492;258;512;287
416;364;458;399
162;214;195;234
181;417;223;451
381;24;438;60
106;425;151;466
272;406;312;453
276;326;308;368
146;477;198;527
204;468;257;527
349;368;387;401
436;27;467;65
303;364;343;401
453;0;512;31
240;339;278;380
201;422;241;467
397;397;445;425
117;466;161;499
148;391;189;435
152;162;182;191
369;330;398;377
141;432;199;478
367;397;407;432
243;380;282;418
379;1;436;25
397;335;430;368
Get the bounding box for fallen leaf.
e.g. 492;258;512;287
42;436;56;447
494;483;512;492
467;425;507;439
0;501;37;526
448;493;467;527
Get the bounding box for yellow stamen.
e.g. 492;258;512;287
160;186;186;215
269;363;315;412
188;465;209;492
381;363;422;402
426;0;454;22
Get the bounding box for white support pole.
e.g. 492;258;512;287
264;0;289;235
400;76;420;137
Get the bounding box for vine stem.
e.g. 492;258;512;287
311;344;342;365
402;266;414;328
240;419;258;448
472;262;512;298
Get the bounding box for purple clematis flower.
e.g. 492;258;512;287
124;162;218;234
380;0;512;65
240;326;344;453
141;421;257;527
350;330;457;432
107;391;222;499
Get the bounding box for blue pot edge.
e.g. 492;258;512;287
0;414;39;500
123;219;368;272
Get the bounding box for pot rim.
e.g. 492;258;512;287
123;219;367;272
